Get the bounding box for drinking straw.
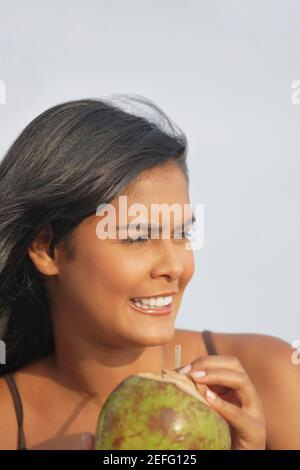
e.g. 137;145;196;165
174;344;181;369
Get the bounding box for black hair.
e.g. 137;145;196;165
0;94;189;375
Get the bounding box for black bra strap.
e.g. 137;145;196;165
4;373;27;450
202;330;218;355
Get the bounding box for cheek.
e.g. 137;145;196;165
181;250;195;287
59;242;147;307
58;236;195;313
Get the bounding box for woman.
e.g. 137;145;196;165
0;96;299;450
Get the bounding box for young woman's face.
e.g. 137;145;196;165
47;163;195;349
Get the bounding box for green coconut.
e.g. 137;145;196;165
95;368;231;450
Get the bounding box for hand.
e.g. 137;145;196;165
175;355;266;450
29;432;95;450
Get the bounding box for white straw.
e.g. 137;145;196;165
174;344;181;369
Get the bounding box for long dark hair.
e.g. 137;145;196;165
0;95;189;375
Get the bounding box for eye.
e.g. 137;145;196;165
119;236;148;246
119;221;196;245
174;224;195;240
183;228;194;240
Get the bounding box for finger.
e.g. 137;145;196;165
176;355;245;375
29;432;95;450
189;368;257;411
175;356;247;398
205;389;261;438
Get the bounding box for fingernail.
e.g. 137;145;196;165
178;363;192;375
191;370;206;379
206;389;217;401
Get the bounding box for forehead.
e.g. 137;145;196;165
117;163;189;207
79;164;192;234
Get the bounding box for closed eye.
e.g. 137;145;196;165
120;224;195;246
119;236;148;245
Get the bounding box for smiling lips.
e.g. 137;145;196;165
129;296;173;316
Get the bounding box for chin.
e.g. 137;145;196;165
130;328;175;347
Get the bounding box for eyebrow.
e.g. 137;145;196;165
116;213;196;233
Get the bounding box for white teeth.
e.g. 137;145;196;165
134;301;144;308
131;296;172;309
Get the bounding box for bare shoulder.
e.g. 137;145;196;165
185;329;300;449
210;330;297;386
207;330;293;359
0;356;56;450
0;375;19;449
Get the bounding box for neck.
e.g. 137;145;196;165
50;317;172;407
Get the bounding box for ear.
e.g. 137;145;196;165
27;224;59;276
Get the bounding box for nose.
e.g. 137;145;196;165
150;239;184;282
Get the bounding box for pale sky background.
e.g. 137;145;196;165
0;0;299;343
